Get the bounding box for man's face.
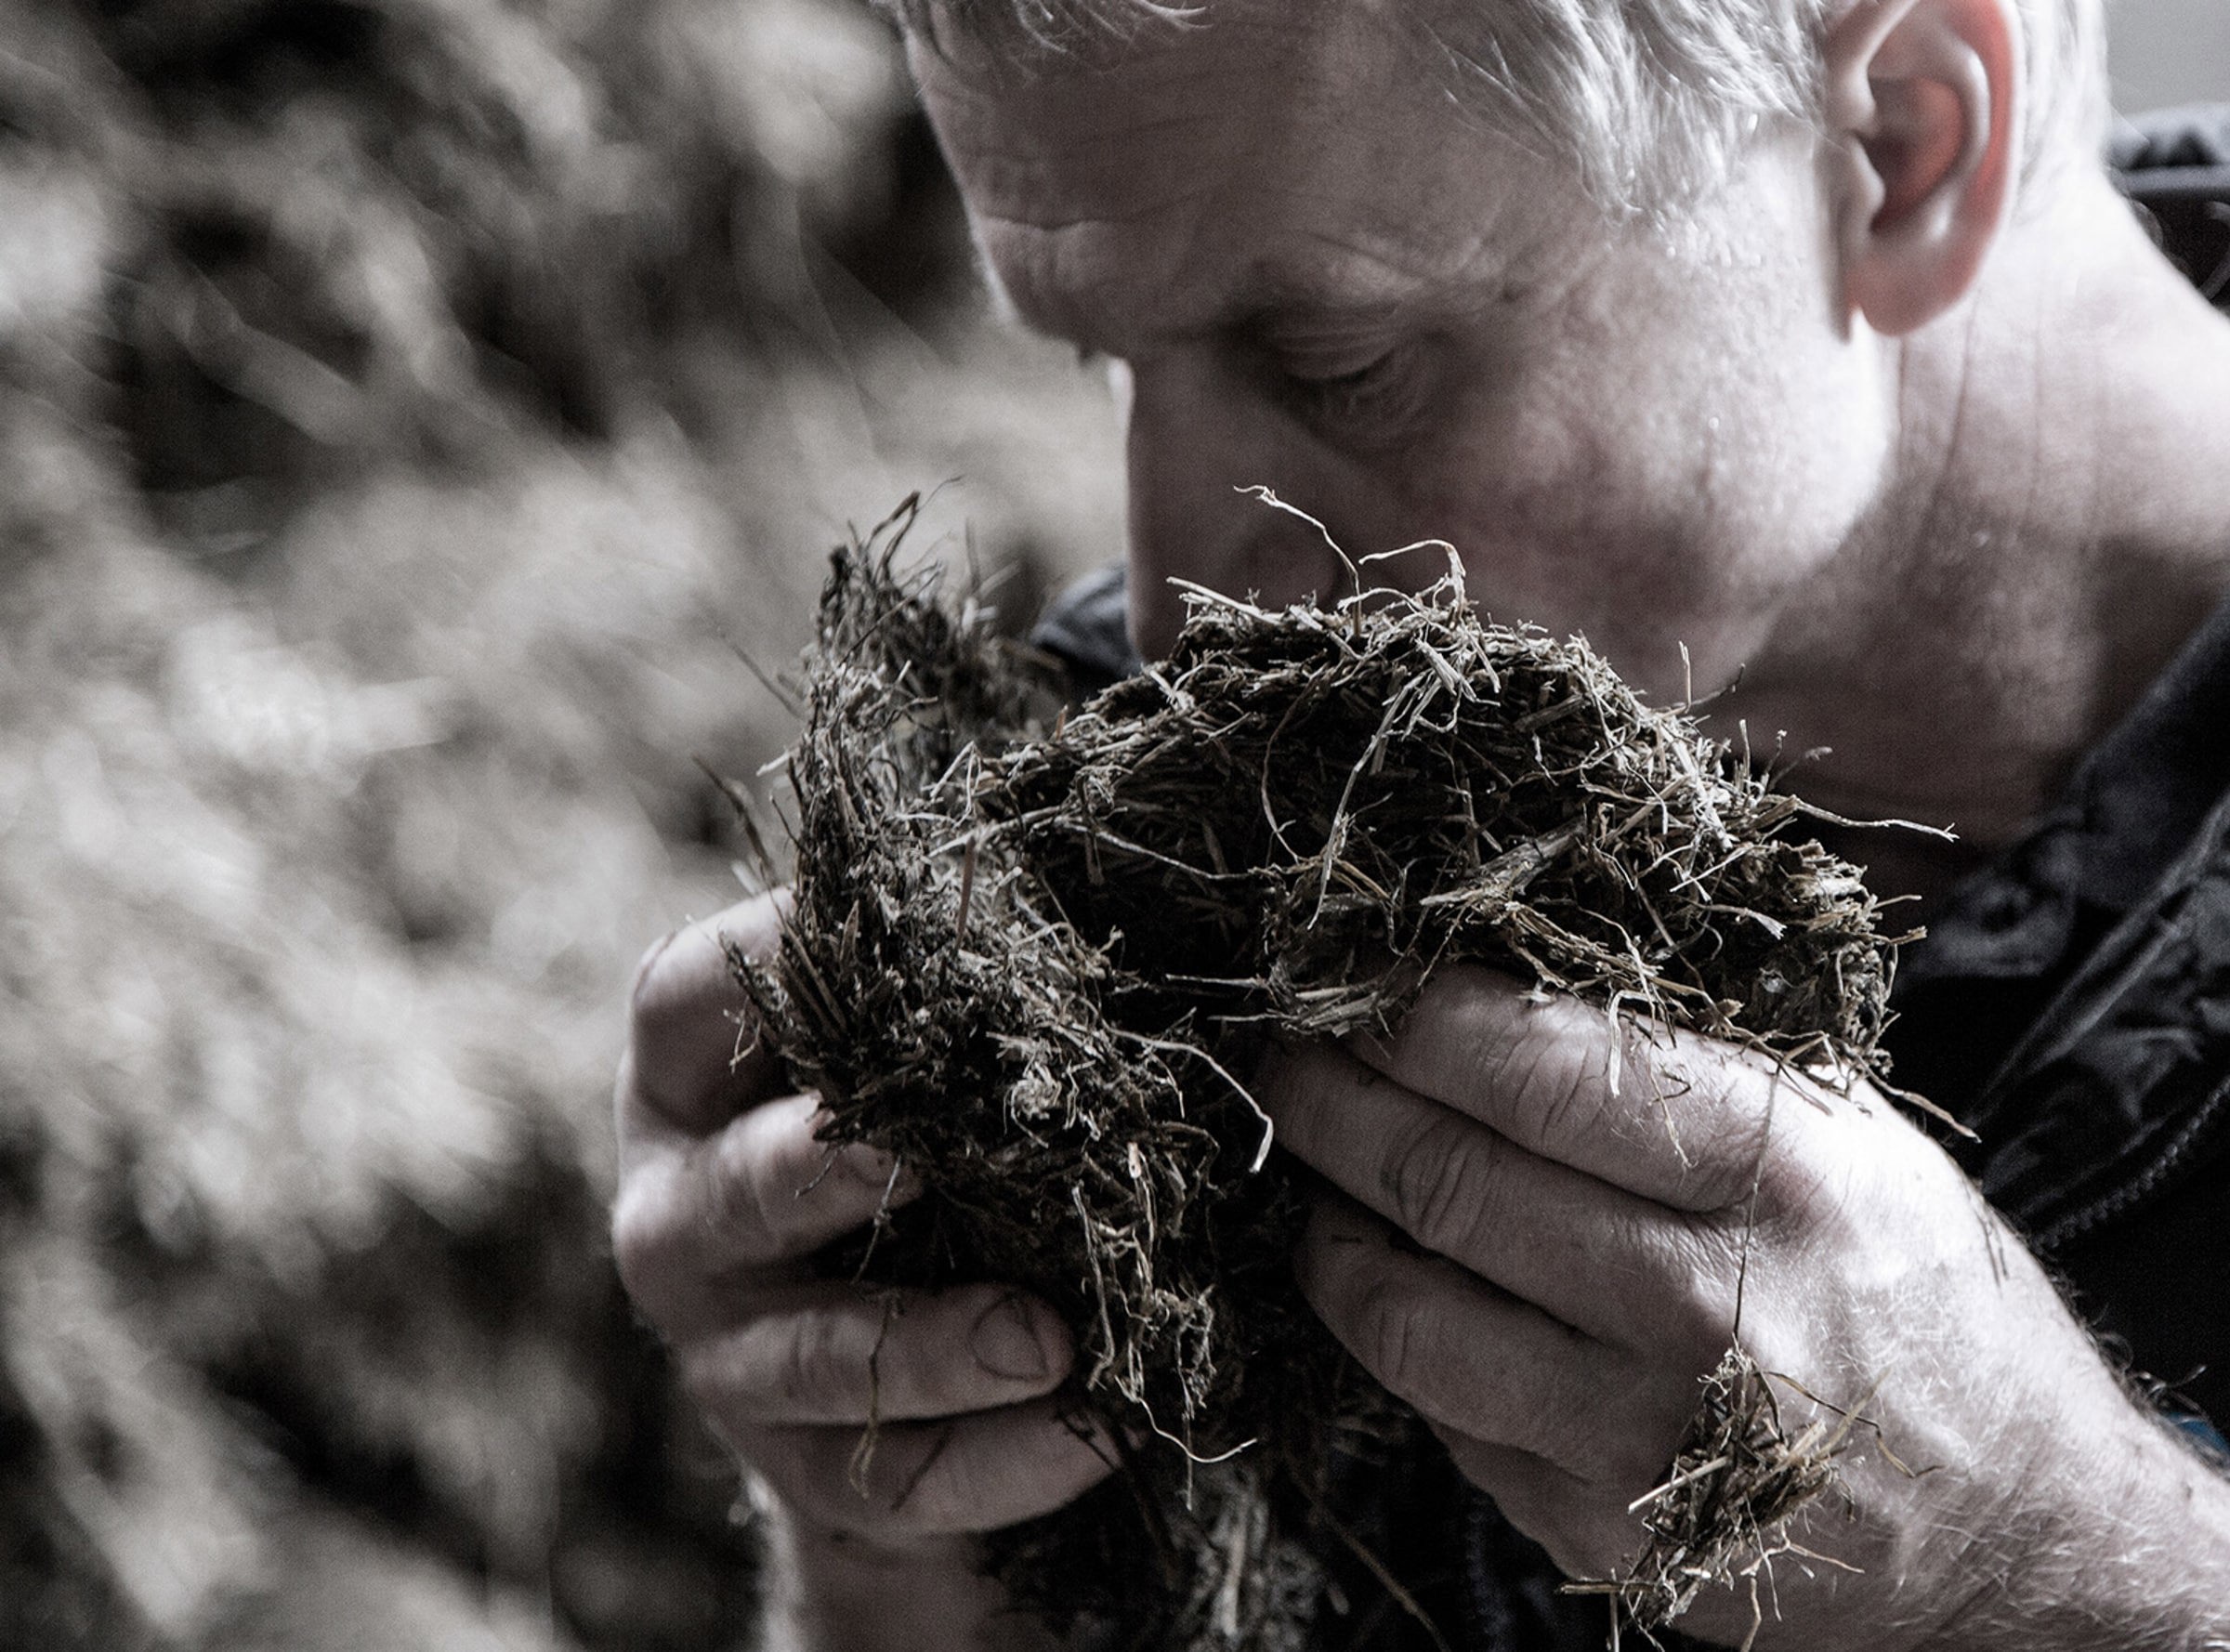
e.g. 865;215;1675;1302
913;4;1894;701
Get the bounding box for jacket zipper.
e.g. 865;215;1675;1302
2036;1068;2230;1252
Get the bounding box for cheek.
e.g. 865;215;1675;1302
1407;313;1885;698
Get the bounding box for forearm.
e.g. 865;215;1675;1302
758;1499;1060;1652
1932;1409;2230;1651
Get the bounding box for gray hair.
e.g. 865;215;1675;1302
885;0;2106;219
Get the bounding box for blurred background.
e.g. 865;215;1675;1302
2113;0;2230;112
0;4;2218;1649
0;2;1121;1646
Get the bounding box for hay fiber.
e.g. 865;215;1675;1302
733;501;1913;1648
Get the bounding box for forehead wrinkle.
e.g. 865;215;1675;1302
1286;224;1500;305
915;7;1317;104
963;162;1243;235
919;13;1354;216
962;121;1287;353
1263;174;1548;321
975;212;1222;351
982;194;1527;359
928;1;1594;352
984;220;1428;357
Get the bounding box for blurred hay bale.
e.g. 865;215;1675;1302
205;1506;584;1652
0;1226;266;1646
0;0;1134;1642
0;0;951;1645
0;476;761;1648
1;0;914;509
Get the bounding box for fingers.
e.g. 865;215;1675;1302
1427;1424;1589;1529
1347;965;1794;1211
1427;1424;1613;1574
679;1283;1077;1427
1264;1041;1738;1344
612;1092;915;1331
743;1398;1122;1538
616;892;1118;1547
1295;1193;1693;1488
623;894;791;1140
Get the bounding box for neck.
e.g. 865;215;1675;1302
1745;166;2230;908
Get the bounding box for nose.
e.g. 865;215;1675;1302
1121;355;1351;659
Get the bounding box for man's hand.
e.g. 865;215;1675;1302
1262;966;2230;1651
610;893;1116;1651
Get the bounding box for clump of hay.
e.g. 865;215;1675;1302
733;501;1910;1648
1564;1345;1875;1645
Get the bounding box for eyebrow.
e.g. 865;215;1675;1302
1060;284;1432;364
1222;244;1456;326
978;208;1471;357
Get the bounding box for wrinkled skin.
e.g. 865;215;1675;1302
611;898;1106;1649
920;6;1882;708
1262;976;2215;1646
614;0;2230;1645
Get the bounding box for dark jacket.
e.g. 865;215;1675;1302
1029;106;2230;1651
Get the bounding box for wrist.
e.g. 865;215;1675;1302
1924;1396;2230;1650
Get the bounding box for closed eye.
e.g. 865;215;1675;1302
1272;343;1429;444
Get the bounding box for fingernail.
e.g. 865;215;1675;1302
970;1297;1053;1383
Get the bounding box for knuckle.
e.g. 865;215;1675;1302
1385;1116;1499;1253
710;1116;787;1252
1689;1061;1778;1202
609;1182;676;1312
676;1339;737;1427
1528;1353;1600;1462
1756;1129;1856;1233
1644;1220;1741;1353
779;1311;852;1415
900;1443;984;1531
1524;1053;1598;1149
626;926;695;1047
1477;1012;1596;1148
625;904;769;1054
1358;1278;1434;1400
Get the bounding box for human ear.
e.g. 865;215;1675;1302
1825;0;2018;335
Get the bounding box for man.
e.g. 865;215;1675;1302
610;0;2230;1645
